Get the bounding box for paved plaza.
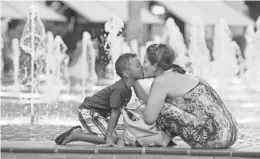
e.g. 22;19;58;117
1;79;260;158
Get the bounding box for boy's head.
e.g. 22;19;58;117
115;53;143;80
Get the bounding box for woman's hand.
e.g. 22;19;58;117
136;105;146;114
143;78;167;125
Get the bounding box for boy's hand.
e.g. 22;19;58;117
106;137;116;146
106;108;120;141
99;137;115;147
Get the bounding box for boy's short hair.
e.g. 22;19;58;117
115;53;137;78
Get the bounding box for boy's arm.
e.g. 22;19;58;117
133;81;149;105
106;107;121;144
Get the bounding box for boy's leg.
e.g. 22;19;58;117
59;109;119;145
60;126;105;145
79;109;119;141
59;109;107;145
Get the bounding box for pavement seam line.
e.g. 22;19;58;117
55;146;58;153
94;146;98;154
187;148;191;155
142;147;145;154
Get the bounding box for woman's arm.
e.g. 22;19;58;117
133;81;149;105
143;78;167;125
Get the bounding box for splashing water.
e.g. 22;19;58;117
54;35;68;82
0;36;3;50
0;36;3;85
62;54;70;89
81;32;90;97
233;42;246;77
122;41;131;53
244;24;255;72
256;16;260;35
153;34;161;44
244;17;260;90
11;38;21;89
188;16;211;81
45;31;55;78
104;15;124;49
139;46;146;64
84;33;98;85
104;15;124;79
130;39;139;54
161;18;191;71
38;35;68;104
20;5;46;56
211;19;239;83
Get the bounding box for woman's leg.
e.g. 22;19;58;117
157;103;208;148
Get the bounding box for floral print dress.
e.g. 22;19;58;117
156;77;238;148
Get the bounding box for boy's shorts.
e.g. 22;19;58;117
78;109;118;139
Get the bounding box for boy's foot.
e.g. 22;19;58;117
55;126;82;145
61;127;83;145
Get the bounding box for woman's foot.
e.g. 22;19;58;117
167;140;177;147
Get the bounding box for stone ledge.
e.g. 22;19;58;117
232;150;260;158
1;145;260;158
57;147;96;154
145;147;187;155
189;149;231;156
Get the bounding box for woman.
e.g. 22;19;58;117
134;43;238;148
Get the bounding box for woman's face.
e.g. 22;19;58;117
142;53;156;78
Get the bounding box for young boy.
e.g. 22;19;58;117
55;53;143;146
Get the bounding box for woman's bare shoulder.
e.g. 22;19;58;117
160;71;179;81
154;71;178;87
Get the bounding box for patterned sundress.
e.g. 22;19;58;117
156;76;238;148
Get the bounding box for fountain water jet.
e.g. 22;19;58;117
11;38;21;90
233;41;246;77
87;37;98;86
54;35;68;84
244;24;255;74
81;32;90;98
243;25;255;85
244;16;260;91
211;19;239;86
122;41;132;53
161;18;191;72
188;16;211;81
139;46;146;64
45;31;55;79
38;35;69;103
1;36;4;85
130;39;139;54
62;53;71;91
20;5;46;124
104;15;124;79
